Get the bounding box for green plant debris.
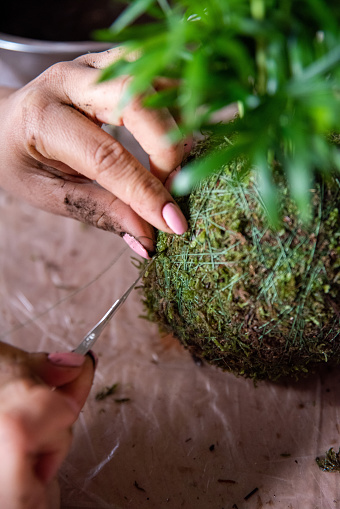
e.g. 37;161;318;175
95;383;119;401
142;136;340;382
316;447;340;472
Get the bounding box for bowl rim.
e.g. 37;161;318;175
0;32;112;54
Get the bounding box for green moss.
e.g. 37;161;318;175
142;138;340;381
316;448;340;472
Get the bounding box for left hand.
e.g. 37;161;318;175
0;49;188;258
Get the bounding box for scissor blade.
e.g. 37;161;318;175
73;254;158;355
120;256;157;301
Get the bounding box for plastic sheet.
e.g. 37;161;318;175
1;55;340;509
1;192;340;509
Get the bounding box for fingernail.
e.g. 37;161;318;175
47;352;85;368
162;202;188;235
122;234;151;259
86;350;98;369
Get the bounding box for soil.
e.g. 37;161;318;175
0;0;145;41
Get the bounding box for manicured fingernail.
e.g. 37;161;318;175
47;352;85;367
162;202;188;235
86;350;98;369
122;234;151;259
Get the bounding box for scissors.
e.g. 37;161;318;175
73;255;157;355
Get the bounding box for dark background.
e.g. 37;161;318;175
0;0;125;41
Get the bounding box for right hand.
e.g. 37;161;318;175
0;342;95;509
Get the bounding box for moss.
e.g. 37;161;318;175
316;447;340;472
142;138;340;381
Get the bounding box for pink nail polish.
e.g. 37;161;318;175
48;352;85;367
162;202;188;235
122;234;151;259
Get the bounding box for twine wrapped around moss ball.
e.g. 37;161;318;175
142;140;340;381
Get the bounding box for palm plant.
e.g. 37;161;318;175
96;1;340;381
97;0;340;223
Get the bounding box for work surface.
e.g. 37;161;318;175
0;190;340;509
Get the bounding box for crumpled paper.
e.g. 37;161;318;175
1;52;340;509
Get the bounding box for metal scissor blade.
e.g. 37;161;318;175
73;255;157;355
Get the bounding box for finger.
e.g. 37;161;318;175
122;95;184;183
20;162;156;255
0;384;74;504
26;351;88;388
0;425;70;507
0;343;93;412
55;354;95;413
23;351;95;413
26;101;188;235
0;342;35;385
0;417;48;508
46;52;185;183
33;426;73;484
0;343;88;390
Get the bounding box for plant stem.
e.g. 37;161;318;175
251;0;267;95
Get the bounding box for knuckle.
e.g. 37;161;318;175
75;47;128;69
40;61;71;89
92;138;127;175
19;92;55;154
73;52;100;69
128;171;165;210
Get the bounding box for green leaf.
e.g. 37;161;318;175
96;0;340;221
143;88;179;108
286;155;313;223
180;49;208;127
254;153;279;228
172;144;242;195
299;44;340;81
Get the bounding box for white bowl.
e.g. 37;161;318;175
0;32;112;85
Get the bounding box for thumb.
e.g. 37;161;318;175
27;351;92;388
29;351;96;413
55;354;96;413
0;343;95;412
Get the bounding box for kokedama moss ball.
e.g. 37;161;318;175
142;143;340;381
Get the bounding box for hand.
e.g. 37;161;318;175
0;48;188;259
0;342;95;509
